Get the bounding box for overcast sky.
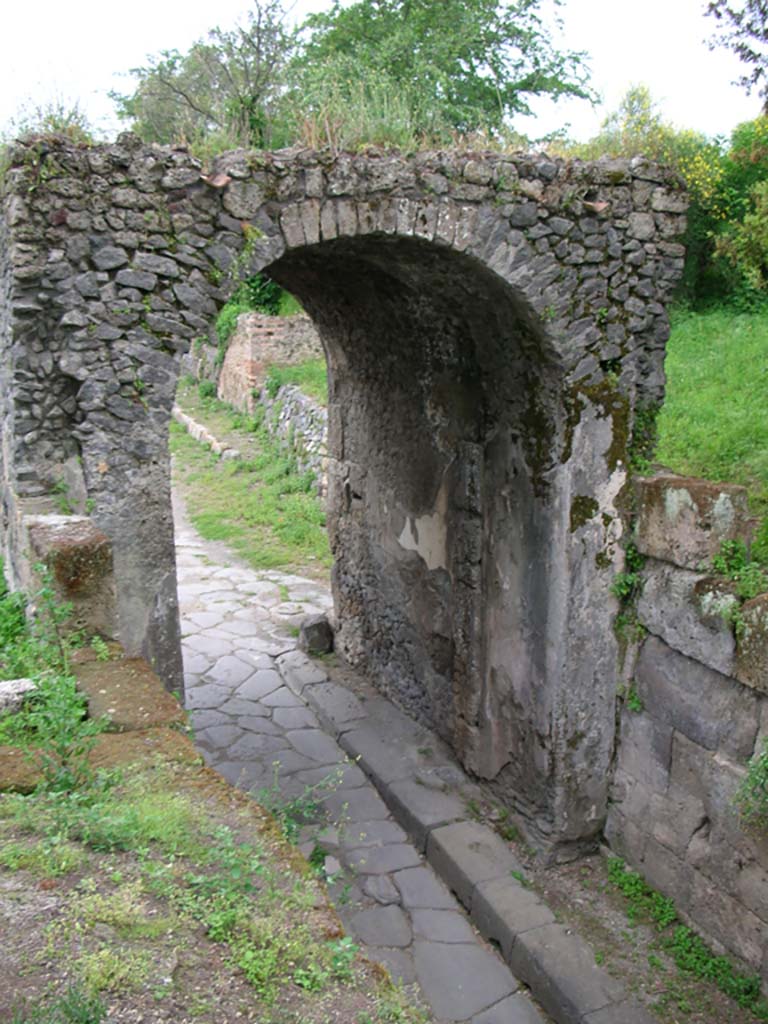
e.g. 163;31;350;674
0;0;761;144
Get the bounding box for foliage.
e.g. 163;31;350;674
711;539;768;591
0;563;110;790
607;856;768;1018
111;1;293;152
215;274;287;364
716;178;768;289
263;359;328;405
736;737;768;828
295;0;594;137
707;0;768;110
2;99;96;146
11;984;106;1024
610;543;645;602
607;857;677;929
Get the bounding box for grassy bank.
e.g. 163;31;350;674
657;308;768;516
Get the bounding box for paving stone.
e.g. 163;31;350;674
277;650;329;694
261;686;305;708
237;716;282;735
286;728;343;765
185;684;232;710
236;670;283;701
214;760;261;787
507;923;625;1023
228;732;286;760
383;778;468;852
195;724;244;748
323;786;392;822
189;708;230;729
345;844;422;875
365;948;416;986
267;748;317;776
363;875;401;905
218;618;271;638
294;762;367;791
273;706;321;730
208;655;255;687
349;905;412;947
184;634;234;659
393;866;458;910
471;992;548;1024
186;611;227;629
427;820;525;909
339;725;414;786
342;820;409;848
218;697;272;717
411;909;478;944
306;682;368;731
181;650;212;675
472;878;555;959
413;940;517;1021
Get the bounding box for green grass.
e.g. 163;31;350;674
657;308;768;515
170;407;331;575
264;358;328;405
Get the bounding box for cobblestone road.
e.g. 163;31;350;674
175;493;547;1024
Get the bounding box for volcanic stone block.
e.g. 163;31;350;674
25;514;117;638
634;475;753;571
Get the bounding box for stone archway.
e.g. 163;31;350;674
0;135;687;851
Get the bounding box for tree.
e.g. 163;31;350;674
294;0;594;135
707;0;768;111
111;1;293;150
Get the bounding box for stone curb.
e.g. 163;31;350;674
172;405;242;460
278;650;658;1024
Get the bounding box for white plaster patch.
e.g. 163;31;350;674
398;511;448;571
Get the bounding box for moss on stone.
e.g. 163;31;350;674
570;495;600;532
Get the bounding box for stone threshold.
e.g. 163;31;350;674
277;649;656;1024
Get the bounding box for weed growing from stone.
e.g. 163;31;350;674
736;737;768;829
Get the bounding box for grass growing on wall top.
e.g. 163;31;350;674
264;359;328;405
656;308;768;517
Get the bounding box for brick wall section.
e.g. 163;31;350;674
607;474;768;989
217;312;323;413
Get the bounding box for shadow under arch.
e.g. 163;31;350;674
264;233;567;822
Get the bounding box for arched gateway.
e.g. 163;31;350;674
0;134;686;853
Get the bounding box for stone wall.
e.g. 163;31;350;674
0;134;688;854
216;311;322;413
258;382;328;497
607;474;768;988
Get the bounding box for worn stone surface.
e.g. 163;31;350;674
24;515;117;638
634;475;753;570
0;137;687;854
508;923;625;1022
634;636;758;759
736;593;768;694
0;678;35;715
172;495;550;1022
298;613;334;655
74;652;187;731
427;821;525;908
636;558;736;676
